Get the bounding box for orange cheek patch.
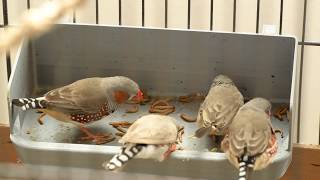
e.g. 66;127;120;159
114;91;129;104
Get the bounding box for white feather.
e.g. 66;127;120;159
135;145;169;161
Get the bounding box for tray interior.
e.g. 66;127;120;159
16;94;290;154
8;24;295;157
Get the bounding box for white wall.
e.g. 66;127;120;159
0;0;319;144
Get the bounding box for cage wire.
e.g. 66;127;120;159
1;0;319;144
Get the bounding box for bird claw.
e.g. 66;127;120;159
78;132;115;145
266;134;278;157
163;144;177;159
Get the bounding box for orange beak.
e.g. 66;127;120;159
136;89;144;102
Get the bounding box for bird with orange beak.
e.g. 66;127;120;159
12;76;144;144
103;114;180;171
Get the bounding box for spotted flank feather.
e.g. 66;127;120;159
105;144;146;171
70;103;112;124
238;155;255;180
12;97;47;111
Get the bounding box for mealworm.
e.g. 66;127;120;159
109;121;132;127
115;132;125;137
115;126;127;133
274;105;289;121
180;113;197;122
149;99;175;115
96;136;116;145
178;93;205;103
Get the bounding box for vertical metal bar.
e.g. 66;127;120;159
256;0;260;33
2;0;11;80
96;0;99;24
210;0;213;30
119;0;122;25
73;10;76;23
233;0;237;32
297;0;308;143
165;0;168;28
142;0;145;26
319;114;320;145
2;0;8;25
187;0;191;29
279;0;284;34
27;0;30;9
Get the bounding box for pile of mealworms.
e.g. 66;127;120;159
274;105;289;121
149;99;175;115
125;92;205;122
178;93;205;103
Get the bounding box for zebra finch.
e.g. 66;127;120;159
103;114;180;171
194;74;244;147
12;76;144;144
221;97;278;180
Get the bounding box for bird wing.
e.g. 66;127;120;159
44;78;109;114
228;108;271;157
200;86;243;130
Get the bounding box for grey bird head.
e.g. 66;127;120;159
246;97;271;114
212;74;235;86
103;76;143;100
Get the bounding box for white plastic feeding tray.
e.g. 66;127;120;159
8;24;298;180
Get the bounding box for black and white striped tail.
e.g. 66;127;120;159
12;97;47;111
238;155;255;180
105;144;145;171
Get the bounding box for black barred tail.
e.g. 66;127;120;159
238;155;255;180
12;97;47;111
105;144;145;171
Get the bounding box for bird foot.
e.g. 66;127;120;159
78;127;115;145
266;134;278;157
163;143;177;159
79;133;115;145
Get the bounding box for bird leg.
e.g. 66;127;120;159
266;134;278;157
37;112;46;125
78;126;114;145
163;143;176;159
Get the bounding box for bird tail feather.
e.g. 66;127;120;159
12;97;47;110
238;155;255;180
104;144;145;171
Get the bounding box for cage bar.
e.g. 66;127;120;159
256;0;260;33
233;0;236;32
210;0;213;30
142;0;144;26
165;0;168;28
118;0;122;25
27;0;30;9
279;0;283;34
297;0;308;143
95;0;99;24
2;0;11;80
187;0;190;29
